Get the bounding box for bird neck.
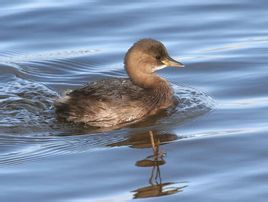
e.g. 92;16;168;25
125;63;174;110
125;60;162;89
126;65;172;96
128;70;161;89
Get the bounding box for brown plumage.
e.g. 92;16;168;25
54;39;184;128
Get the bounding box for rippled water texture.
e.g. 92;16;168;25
0;0;268;201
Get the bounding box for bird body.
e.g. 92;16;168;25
55;39;184;128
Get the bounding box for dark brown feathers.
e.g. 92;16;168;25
55;78;174;127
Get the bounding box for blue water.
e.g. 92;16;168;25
1;0;268;201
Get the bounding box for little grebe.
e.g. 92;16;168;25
55;39;184;128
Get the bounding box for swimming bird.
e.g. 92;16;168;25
55;39;184;128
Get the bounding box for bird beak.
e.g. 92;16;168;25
162;56;185;68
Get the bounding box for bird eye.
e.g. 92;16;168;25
155;55;161;60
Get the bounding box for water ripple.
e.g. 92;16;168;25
0;77;58;134
0;49;100;64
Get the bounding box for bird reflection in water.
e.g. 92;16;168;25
107;130;188;199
